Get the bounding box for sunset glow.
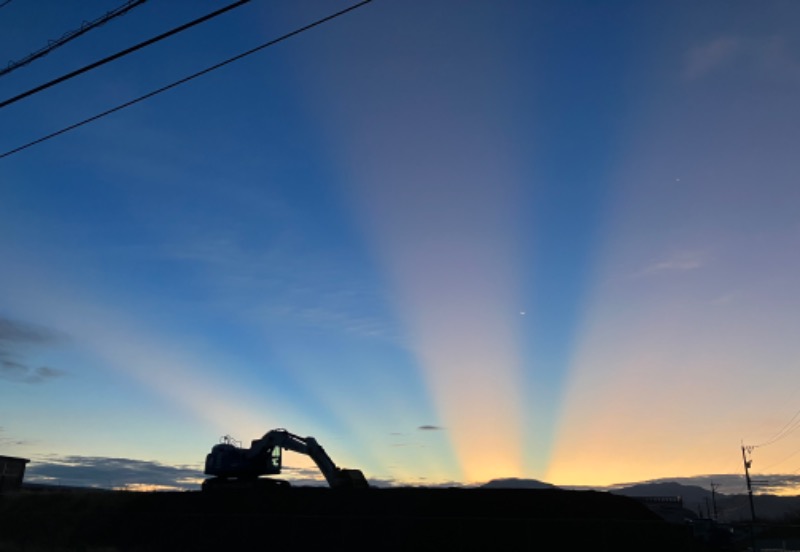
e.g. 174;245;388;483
2;1;799;492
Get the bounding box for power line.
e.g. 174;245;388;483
0;0;148;78
759;443;800;471
0;0;13;11
753;406;800;448
0;0;373;160
0;0;251;109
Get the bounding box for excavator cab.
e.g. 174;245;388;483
205;436;282;478
269;444;282;471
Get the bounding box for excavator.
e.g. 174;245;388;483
202;428;369;491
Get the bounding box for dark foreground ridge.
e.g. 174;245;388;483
0;486;703;551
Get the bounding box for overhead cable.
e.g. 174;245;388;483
0;0;373;160
1;0;148;78
754;406;800;448
758;444;800;472
0;0;251;108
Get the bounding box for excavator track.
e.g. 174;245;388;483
201;477;291;493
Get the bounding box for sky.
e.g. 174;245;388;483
1;0;800;492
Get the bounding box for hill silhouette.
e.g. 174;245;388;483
481;477;557;489
0;486;687;551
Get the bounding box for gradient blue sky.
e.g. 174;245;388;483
2;0;800;490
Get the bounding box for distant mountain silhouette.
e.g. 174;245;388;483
612;481;800;521
613;482;713;503
480;478;557;489
475;479;800;521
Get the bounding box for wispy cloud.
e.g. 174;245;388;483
633;251;705;278
418;425;444;431
605;473;800;497
0;317;65;384
748;473;800;495
261;304;394;340
156;233;397;341
279;465;329;486
255;465;401;488
0;317;61;344
0;360;64;383
711;291;742;306
686;34;800;84
685;37;740;80
0;427;31;447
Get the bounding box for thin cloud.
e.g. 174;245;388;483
0;317;66;384
279;465;329;486
0;317;61;344
157;234;398;341
740;473;800;495
685;36;740;79
605;474;747;496
272;465;398;487
0;427;30;447
0;437;30;446
686;34;800;84
290;306;385;337
267;275;396;341
418;425;444;431
0;360;64;383
603;473;800;500
711;291;742;306
35;366;63;379
26;456;204;491
633;251;705;278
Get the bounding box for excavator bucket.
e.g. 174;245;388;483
335;468;369;489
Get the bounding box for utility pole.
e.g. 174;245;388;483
710;481;719;521
742;444;758;552
742;445;757;522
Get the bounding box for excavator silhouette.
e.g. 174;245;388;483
202;428;369;491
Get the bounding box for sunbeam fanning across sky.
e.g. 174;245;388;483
2;0;800;492
342;141;525;482
546;3;800;485
304;3;528;482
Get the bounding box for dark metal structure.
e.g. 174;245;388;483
203;429;369;490
0;455;29;493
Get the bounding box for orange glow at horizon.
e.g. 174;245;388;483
543;242;800;488
411;300;525;482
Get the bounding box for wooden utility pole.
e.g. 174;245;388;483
742;444;758;552
710;481;719;521
742;445;757;522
